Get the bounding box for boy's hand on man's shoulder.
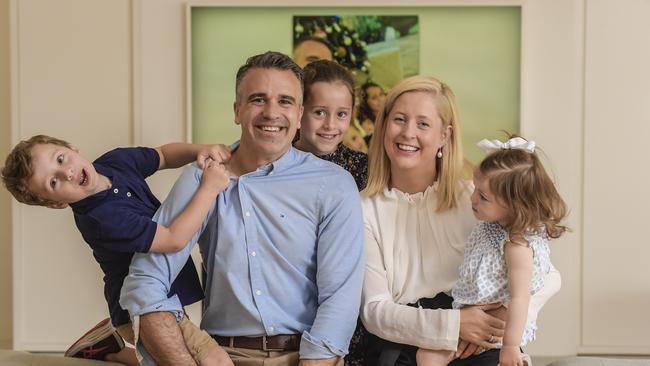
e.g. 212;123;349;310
200;161;230;194
197;144;231;169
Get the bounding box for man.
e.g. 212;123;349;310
292;37;333;68
120;51;364;366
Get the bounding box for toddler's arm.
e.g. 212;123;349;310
149;161;229;253
156;143;231;170
501;239;534;366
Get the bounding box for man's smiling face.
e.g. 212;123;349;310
234;67;304;162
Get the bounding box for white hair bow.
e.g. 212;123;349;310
477;137;536;153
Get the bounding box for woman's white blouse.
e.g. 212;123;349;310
360;183;561;351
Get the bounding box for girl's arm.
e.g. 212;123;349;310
149;162;229;253
156;143;230;170
501;239;534;366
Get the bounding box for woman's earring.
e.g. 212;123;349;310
436;148;443;158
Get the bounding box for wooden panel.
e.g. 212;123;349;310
12;0;131;350
582;0;650;354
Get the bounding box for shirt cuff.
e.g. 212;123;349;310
299;330;346;360
126;294;184;318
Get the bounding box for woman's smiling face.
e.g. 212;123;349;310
384;91;451;173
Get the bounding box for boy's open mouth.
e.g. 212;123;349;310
79;169;88;186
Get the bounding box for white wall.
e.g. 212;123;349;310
4;0;649;356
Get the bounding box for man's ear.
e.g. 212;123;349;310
297;105;304;129
233;101;241;125
46;202;69;209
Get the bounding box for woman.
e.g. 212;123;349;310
360;76;561;366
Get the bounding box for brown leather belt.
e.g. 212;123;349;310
212;334;301;351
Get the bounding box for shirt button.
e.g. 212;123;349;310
255;289;261;296
113;188;119;194
268;326;275;332
245;211;250;217
250;251;257;257
126;192;132;197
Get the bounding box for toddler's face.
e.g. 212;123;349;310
27;143;101;208
470;170;511;226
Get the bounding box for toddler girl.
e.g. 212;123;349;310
417;136;568;366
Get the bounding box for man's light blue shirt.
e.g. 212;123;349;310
120;146;364;360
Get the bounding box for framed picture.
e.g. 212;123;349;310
188;6;520;163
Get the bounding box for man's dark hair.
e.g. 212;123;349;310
235;51;304;101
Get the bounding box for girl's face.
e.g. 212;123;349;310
471;170;512;226
366;86;386;116
384;91;451;174
298;81;353;155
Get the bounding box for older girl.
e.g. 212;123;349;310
294;59;367;190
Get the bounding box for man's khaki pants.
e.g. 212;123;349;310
223;346;344;366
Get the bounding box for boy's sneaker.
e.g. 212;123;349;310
64;318;125;360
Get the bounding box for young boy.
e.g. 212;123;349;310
2;135;232;366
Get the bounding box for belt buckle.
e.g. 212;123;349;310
261;335;284;352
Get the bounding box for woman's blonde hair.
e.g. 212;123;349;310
364;75;465;211
478;136;568;239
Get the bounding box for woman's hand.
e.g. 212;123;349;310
459;303;505;350
455;339;480;359
499;345;524;366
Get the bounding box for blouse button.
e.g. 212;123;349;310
126;192;132;197
113;188;119;194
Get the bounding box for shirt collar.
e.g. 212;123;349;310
231;140;298;176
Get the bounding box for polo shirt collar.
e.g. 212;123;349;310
69;163;114;214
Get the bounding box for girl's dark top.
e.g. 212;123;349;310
318;143;368;191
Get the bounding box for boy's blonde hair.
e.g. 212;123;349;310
364;75;466;211
478;137;568;238
1;135;73;206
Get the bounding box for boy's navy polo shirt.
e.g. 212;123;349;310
70;147;203;326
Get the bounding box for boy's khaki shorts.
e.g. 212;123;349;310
116;315;217;364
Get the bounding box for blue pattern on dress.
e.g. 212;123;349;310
451;221;551;346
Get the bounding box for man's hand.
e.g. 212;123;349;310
197;144;231;169
299;358;340;366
